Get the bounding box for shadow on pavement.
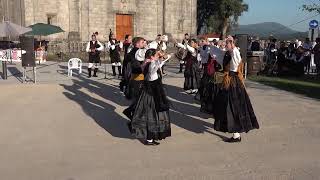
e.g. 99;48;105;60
60;72;227;141
61;75;132;139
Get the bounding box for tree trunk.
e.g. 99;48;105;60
220;18;229;39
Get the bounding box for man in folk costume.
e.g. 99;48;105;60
123;34;133;57
107;32;123;77
177;33;190;73
122;37;146;120
120;34;133;92
86;34;104;78
154;34;168;74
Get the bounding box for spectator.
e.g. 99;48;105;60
313;37;320;75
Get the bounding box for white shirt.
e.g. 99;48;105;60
106;40;123;51
146;56;170;81
135;48;147;62
230;48;242;72
153;41;167;51
176;43;196;57
86;40;104;52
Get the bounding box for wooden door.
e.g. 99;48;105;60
116;14;133;41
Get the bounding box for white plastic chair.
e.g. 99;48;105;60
68;58;82;77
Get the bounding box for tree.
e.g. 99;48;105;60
197;0;216;34
215;0;248;39
302;0;320;13
197;0;248;39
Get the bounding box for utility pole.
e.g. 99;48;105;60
162;0;166;34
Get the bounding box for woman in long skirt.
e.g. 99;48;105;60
213;38;259;143
200;56;219;114
129;49;171;146
200;43;226;114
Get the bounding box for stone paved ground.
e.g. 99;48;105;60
0;61;319;180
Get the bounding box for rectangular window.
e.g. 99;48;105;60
46;14;57;25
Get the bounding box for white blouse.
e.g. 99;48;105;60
230;48;242;72
176;43;196;57
86;41;104;52
146;55;171;81
106;40;123;51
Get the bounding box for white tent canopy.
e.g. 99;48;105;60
0;21;31;38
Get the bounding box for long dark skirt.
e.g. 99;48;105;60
200;75;220;114
213;73;259;133
123;80;144;120
184;62;201;90
121;63;132;97
130;79;171;141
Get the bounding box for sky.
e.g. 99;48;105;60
239;0;319;32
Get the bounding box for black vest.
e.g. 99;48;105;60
89;41;101;63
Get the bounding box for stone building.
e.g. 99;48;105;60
0;0;197;41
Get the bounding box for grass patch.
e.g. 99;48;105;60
248;75;320;100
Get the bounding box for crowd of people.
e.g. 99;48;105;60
85;32;260;146
252;37;320;77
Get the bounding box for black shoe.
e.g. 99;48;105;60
88;75;91;78
225;136;241;143
144;140;160;146
153;141;160;145
123;108;132;120
93;74;98;77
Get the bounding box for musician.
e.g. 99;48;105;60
302;38;312;74
182;33;190;45
85;34;104;78
123;34;133;56
178;33;190;73
107;32;123;77
312;38;320;75
154;34;168;74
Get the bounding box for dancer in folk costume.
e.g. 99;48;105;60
130;48;171;145
120;34;133;92
123;38;148;120
107;32;123;77
177;39;201;94
120;37;145;94
197;38;211;100
213;38;259;143
199;40;226;114
86;34;104;78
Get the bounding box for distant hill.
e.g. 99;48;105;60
231;22;308;40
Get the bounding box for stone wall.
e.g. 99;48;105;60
3;0;197;41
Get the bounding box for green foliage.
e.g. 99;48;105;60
302;1;320;14
197;0;248;36
249;75;320;100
